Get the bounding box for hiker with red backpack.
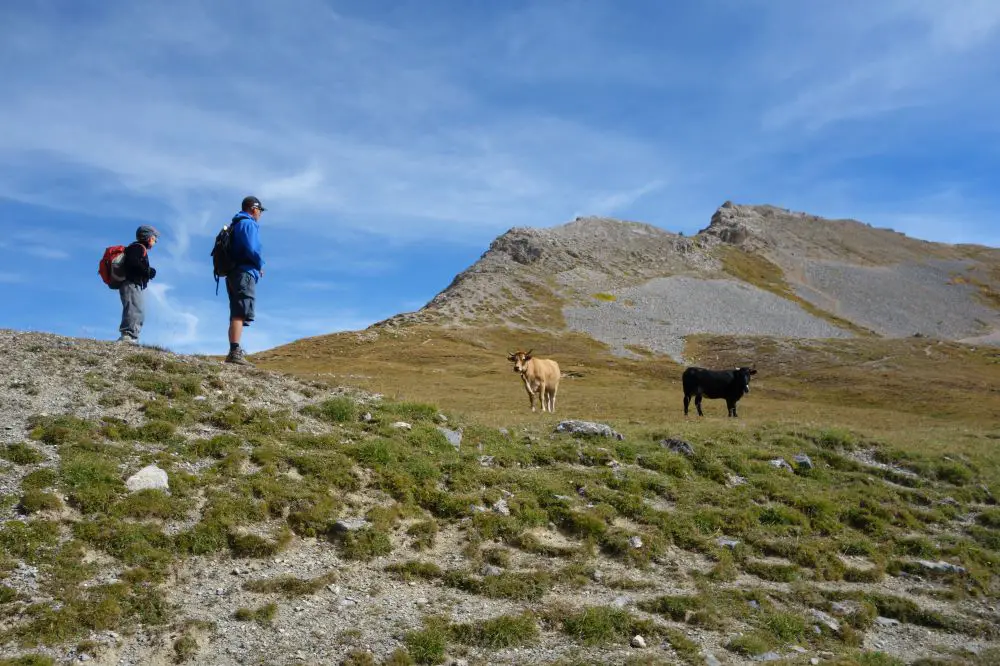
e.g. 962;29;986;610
100;226;159;344
210;196;265;365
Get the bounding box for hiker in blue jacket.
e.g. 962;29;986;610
225;195;266;365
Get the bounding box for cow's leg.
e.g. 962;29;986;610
726;399;737;417
695;394;704;416
683;393;690;416
525;385;536;412
549;387;557;413
537;383;548;412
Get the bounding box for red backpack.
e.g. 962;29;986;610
99;244;144;288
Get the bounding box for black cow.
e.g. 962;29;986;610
682;365;757;417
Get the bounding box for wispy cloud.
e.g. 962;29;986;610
0;272;25;284
760;1;1000;132
23;245;69;260
144;283;202;349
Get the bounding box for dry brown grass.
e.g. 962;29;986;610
255;325;1000;458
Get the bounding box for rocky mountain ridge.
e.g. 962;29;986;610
370;203;1000;360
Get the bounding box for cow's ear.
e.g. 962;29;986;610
749;368;758;375
506;352;515;361
525;349;533;358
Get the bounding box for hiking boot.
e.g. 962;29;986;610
117;335;139;345
225;346;253;366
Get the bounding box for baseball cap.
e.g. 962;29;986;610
241;195;267;212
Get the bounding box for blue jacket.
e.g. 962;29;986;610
230;212;264;282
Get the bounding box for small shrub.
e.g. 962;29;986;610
1;443;45;465
340;650;376;666
561;606;638;646
381;650;415;666
450;612;539;648
135;420;177;443
745;561;799;582
0;656;57;666
482;547;511;567
406;521;438;551
233;603;277;626
303;396;358;423
445;570;550;601
185;434;241;459
337;527;393;562
403;617;448;665
242;572;337;596
19;490;61;514
764;611;807;642
60;453;125;514
21;469;58;491
28;415;97;446
0;585;18;604
115;489;186;520
287;496;341;538
228;528;292;558
173;633;198;663
934;461;972;486
975;509;1000;529
381;401;438;423
386;560;443;581
726;632;771;657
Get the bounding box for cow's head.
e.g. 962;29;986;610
736;365;758;393
506;349;533;373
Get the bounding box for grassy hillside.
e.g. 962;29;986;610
2;331;1000;664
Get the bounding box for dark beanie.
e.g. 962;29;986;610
136;225;159;243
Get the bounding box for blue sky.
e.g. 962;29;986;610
1;0;999;354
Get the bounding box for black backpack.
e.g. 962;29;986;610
210;220;240;294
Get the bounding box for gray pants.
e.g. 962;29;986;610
119;282;145;339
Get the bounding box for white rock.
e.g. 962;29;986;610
492;499;510;516
630;635;646;648
811;659;820;666
391;421;412;430
125;464;169;492
628;536;643;549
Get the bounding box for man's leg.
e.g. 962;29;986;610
225;272;254;365
118;282;142;342
228;318;243;346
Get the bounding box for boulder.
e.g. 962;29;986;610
555;420;624;440
438;427;462;449
660;438;695;457
125;465;169;493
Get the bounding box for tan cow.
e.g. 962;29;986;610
506;349;560;413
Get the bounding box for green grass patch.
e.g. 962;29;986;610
336;527;393;561
386;560;443;582
444;569;550;601
302;396;358;423
234;602;277;626
243;571;337;596
406;520;438;551
1;443;44;465
18;490;61;515
60;452;125;514
403;617;449;665
560;606;653;646
450;612;539;648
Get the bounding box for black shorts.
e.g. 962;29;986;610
226;271;256;324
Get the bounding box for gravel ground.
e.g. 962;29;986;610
797;260;1000;339
563;277;853;362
